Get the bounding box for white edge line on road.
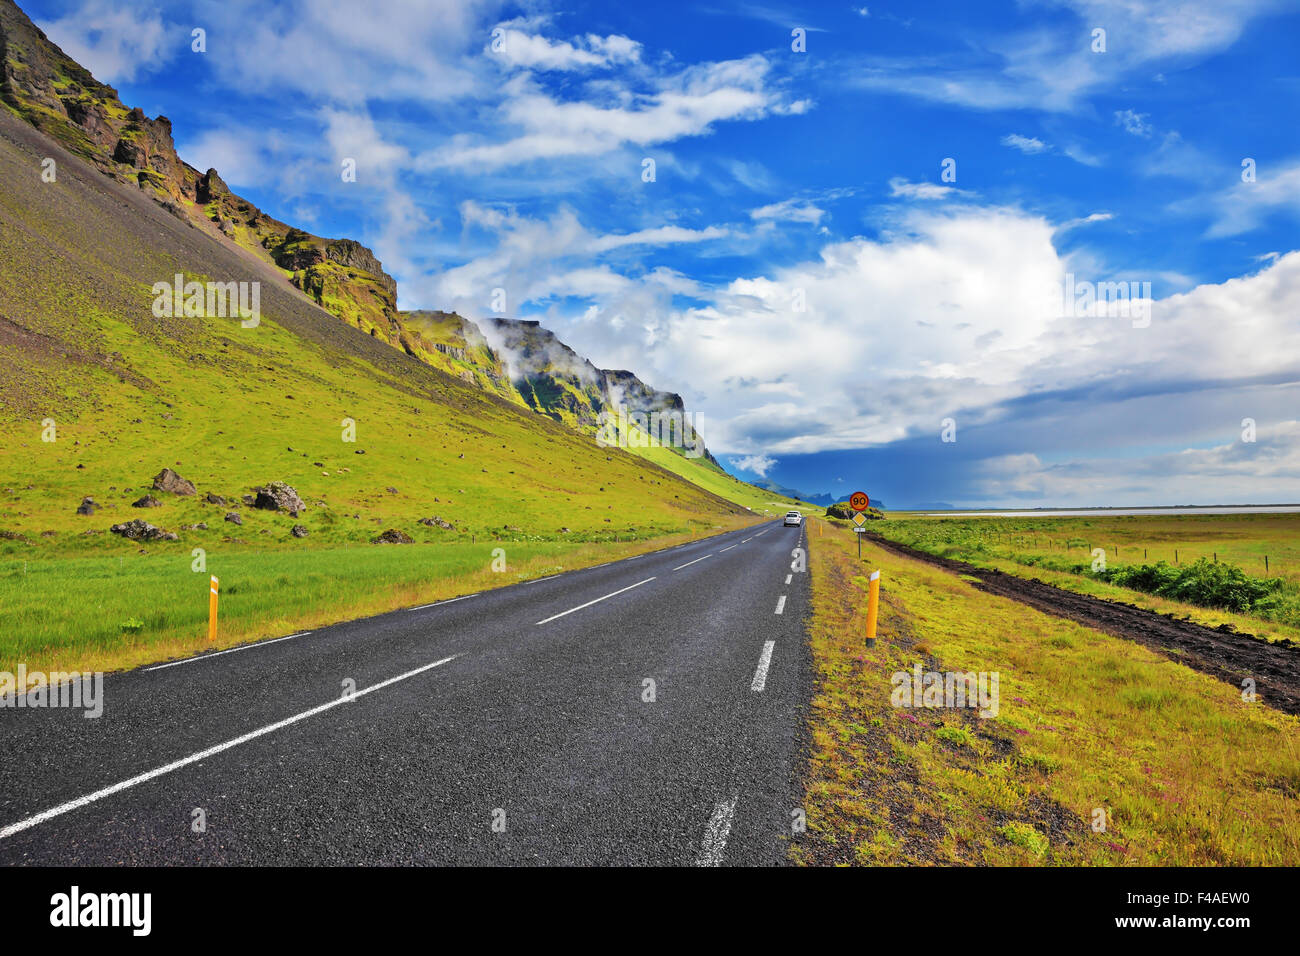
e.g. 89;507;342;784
522;575;561;585
535;577;657;625
695;796;739;866
751;640;776;692
408;594;478;611
775;595;786;615
145;632;312;672
0;654;460;841
672;554;713;571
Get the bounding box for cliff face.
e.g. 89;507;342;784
480;318;608;430
471;318;716;463
0;0;398;341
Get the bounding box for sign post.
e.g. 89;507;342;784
850;491;869;558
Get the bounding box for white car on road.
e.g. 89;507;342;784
783;511;803;527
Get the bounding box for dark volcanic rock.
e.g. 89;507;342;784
196;167;227;204
373;529;413;544
253;481;305;516
418;516;455;530
326;239;398;299
112;137;146;168
110;519;177;541
153;467;196;495
204;493;226;505
224;512;243;525
76;496;97;515
291;524;309;538
131;494;161;508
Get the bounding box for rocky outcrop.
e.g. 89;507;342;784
195;167;227;204
373;528;414;544
253;481;305;516
110;518;177;541
0;0;401;355
327;239;397;299
153;467;196;495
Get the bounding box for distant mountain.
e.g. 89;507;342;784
751;481;882;510
0;0;714;463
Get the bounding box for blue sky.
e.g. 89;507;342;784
27;0;1300;507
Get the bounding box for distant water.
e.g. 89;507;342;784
919;506;1300;518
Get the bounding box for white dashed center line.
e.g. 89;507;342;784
751;640;775;692
695;797;738;866
784;574;792;585
672;554;713;571
719;545;737;553
774;595;786;615
535;577;657;625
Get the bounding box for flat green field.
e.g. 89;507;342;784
875;512;1300;642
0;521;751;676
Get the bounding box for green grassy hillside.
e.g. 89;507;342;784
0;101;760;671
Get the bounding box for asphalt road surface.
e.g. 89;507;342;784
0;520;811;866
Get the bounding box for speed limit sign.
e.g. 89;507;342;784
850;491;870;512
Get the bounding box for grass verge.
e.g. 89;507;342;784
1;517;756;676
794;517;1300;865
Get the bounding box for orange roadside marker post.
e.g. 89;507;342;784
865;570;880;647
208;574;219;642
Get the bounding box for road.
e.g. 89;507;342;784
0;520;810;866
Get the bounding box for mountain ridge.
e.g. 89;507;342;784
0;0;716;467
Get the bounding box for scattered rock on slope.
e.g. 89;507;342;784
110;519;177;541
418;516;455;530
373;529;413;544
253;481;305;516
76;496;97;515
132;494;162;508
152;468;196;495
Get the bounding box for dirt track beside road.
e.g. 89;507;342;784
866;532;1300;717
